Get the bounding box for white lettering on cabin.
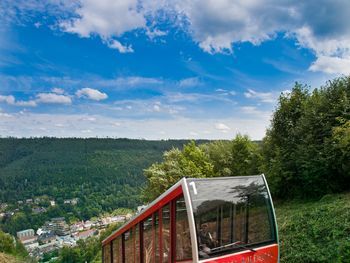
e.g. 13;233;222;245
189;182;197;195
220;251;275;263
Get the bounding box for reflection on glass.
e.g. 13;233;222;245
176;197;192;261
125;229;134;263
103;244;111;263
155;213;160;263
112;236;122;263
135;225;140;263
162;205;170;263
187;176;276;259
143;216;154;263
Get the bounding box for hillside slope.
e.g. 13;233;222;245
0;253;25;263
276;192;350;263
0;138;192;204
0;138;199;234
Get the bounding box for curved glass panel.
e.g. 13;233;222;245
187;176;276;259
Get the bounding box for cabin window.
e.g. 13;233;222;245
162;204;171;263
143;215;154;263
124;229;135;263
154;212;160;263
113;236;123;263
104;244;111;263
175;197;192;261
187;177;276;259
135;225;140;263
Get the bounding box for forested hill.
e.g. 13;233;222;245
0;138;199;219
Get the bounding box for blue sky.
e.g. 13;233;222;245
0;0;349;139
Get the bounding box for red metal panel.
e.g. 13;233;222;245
103;185;183;246
134;226;136;263
153;213;156;263
159;209;163;263
110;241;114;263
170;199;176;263
122;234;125;263
140;223;144;263
198;244;279;263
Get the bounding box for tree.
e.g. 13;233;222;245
262;77;350;198
142;136;263;202
204;135;262;177
142;141;215;202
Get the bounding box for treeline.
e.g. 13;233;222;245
143;76;350;200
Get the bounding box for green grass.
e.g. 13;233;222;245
275;192;350;263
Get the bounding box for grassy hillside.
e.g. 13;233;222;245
276;192;350;263
0;253;25;263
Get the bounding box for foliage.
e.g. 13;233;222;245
262;77;350;198
142;136;262;202
204;134;262;176
142;141;215;202
276;192;350;263
0;230;28;259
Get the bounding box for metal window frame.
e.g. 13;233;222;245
181;178;199;263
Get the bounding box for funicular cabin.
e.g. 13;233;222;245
102;175;279;263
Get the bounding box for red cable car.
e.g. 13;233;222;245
102;175;279;263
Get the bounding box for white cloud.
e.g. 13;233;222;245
215;123;230;133
216;89;227;92
6;0;350;75
216;89;237;96
0;95;15;104
0;112;270;139
36;93;72;104
240;106;272;121
162;1;350;74
60;0;145;38
52;87;65;94
244;89;275;103
15;100;37;107
309;55;350;75
178;77;201;87
81;116;97;122
107;39;134;53
166;92;231;103
97;76;163;87
153;104;161;112
0;112;12;118
146;28;167;39
76;88;108;101
34;21;41;28
0;95;37;107
240;106;261;115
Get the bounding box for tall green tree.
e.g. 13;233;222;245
142;141;215;202
262;77;350;198
205;135;262;176
142;136;262;202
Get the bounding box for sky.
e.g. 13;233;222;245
0;0;349;139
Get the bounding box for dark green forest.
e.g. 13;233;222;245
0;138;201;234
